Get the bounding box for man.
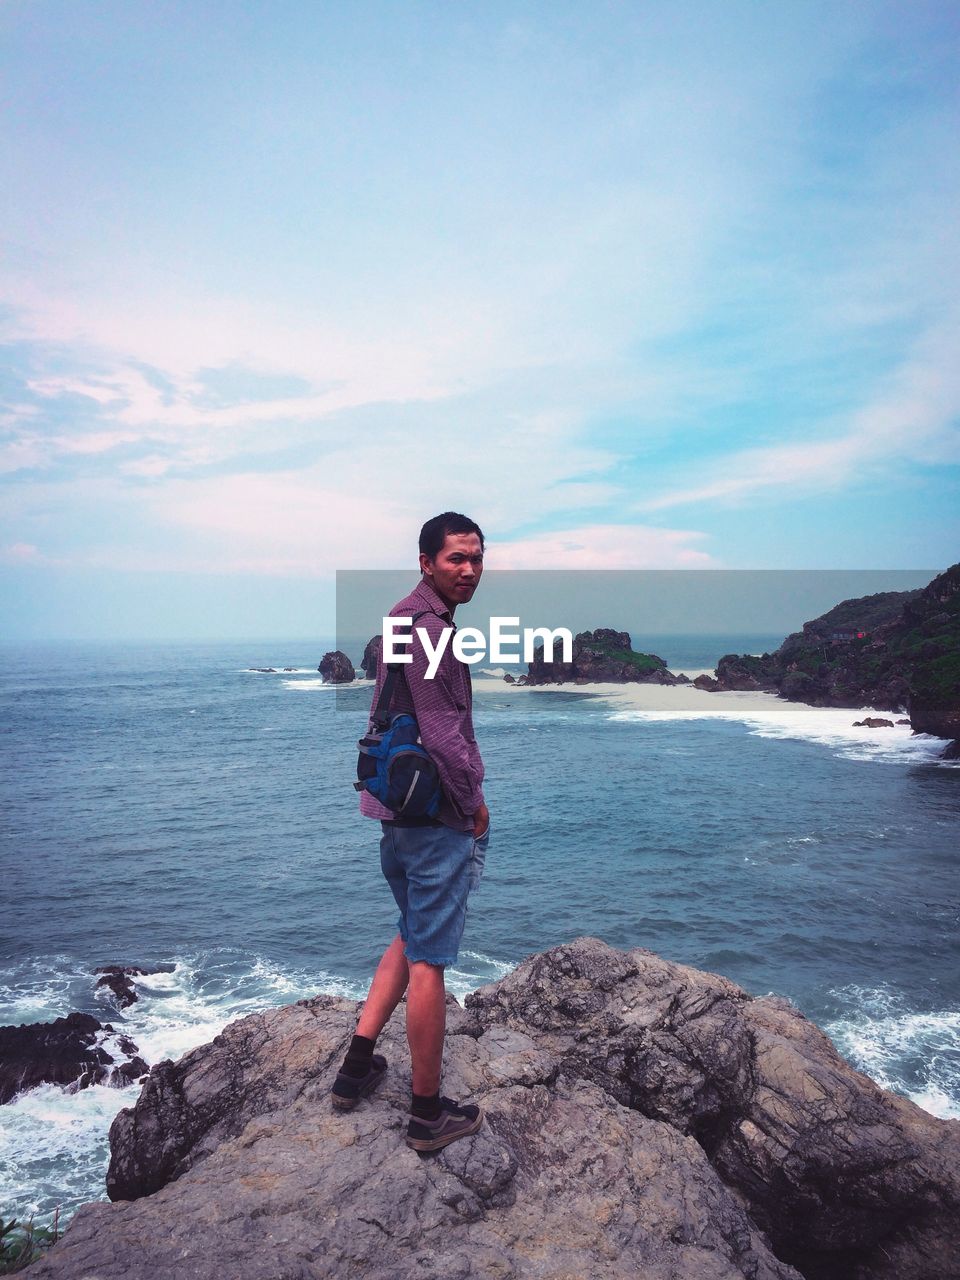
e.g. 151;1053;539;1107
332;511;490;1152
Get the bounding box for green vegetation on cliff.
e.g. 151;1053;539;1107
525;628;673;684
586;637;665;671
714;564;960;739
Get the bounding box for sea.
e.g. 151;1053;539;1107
1;637;958;1228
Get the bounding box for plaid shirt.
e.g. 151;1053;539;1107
359;576;485;832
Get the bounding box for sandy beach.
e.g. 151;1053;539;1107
475;669;877;714
471;670;944;765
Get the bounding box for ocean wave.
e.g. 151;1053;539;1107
444;949;515;1000
0;957;99;1026
0;944;521;1224
0;1080;141;1224
114;954;366;1064
239;667;317;675
823;984;960;1120
281;677;371;691
0;950;370;1225
609;704;953;767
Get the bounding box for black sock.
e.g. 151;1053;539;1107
411;1090;442;1121
340;1033;376;1078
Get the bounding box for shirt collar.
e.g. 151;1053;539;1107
413;575;453;622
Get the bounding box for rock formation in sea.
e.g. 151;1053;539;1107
317;650;356;683
22;939;960;1280
361;634;382;679
709;563;960;748
521;628;684;686
0;1013;147;1105
94;965;170;1009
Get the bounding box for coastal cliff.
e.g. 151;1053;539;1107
23;939;960;1280
711;564;960;741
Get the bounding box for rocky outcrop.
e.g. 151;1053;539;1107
361;635;381;679
904;565;960;737
0;1013;147;1105
94;965;169;1009
710;564;960;739
693;673;721;691
852;718;894;728
317;650;356;683
522;628;684;686
467;941;960;1280
25;940;960;1280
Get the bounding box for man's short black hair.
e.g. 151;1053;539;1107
419;511;485;560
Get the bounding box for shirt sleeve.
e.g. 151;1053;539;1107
403;615;484;817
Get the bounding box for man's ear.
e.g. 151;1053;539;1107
419;552;433;576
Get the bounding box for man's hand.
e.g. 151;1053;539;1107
473;801;490;839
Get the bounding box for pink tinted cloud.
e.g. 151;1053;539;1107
0;542;65;566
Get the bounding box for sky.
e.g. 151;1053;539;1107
1;1;958;640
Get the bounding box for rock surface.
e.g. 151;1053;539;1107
317;649;356;684
0;1012;147;1104
23;940;960;1280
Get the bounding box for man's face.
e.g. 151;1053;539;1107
420;532;484;612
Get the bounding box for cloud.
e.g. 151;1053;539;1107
640;313;960;512
0;542;63;566
2;0;958;591
487;524;715;570
114;425;630;574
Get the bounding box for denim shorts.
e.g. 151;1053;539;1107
380;821;489;966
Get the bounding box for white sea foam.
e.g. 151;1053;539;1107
239;667;318;675
487;675;943;770
445;949;515;1001
114;957;365;1064
0;958;94;1026
281;677;370;691
823;986;960;1120
0;1081;141;1222
604;693;953;767
0;952;371;1225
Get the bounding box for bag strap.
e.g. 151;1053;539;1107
371;609;433;730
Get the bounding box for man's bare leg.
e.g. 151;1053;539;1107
355;933;409;1040
406;960;446;1096
331;934;408;1107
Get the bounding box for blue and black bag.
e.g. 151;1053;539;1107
354;611;442;818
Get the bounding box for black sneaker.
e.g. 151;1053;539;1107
405;1096;483;1151
331;1054;387;1110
